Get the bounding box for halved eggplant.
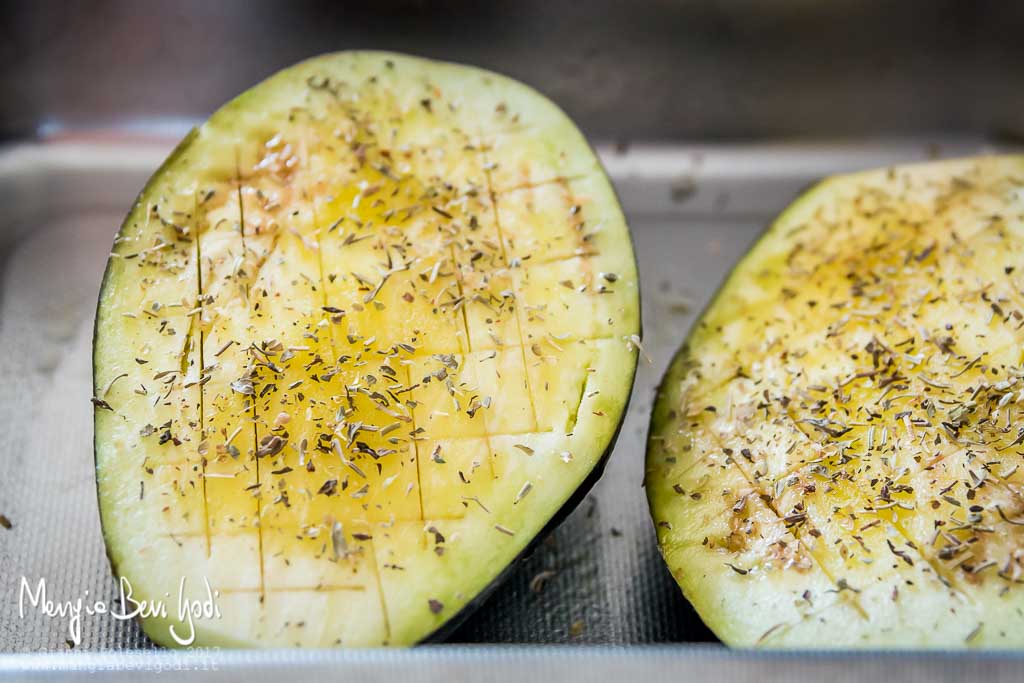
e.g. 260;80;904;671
93;52;639;647
647;156;1024;648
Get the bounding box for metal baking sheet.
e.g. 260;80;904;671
0;134;1021;677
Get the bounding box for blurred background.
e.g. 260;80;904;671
4;0;1024;142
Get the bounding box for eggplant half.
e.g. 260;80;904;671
647;156;1024;647
93;52;639;647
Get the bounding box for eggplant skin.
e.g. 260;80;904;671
423;382;636;644
646;155;1024;648
93;51;639;648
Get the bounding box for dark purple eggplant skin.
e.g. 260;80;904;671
640;178;829;646
91;59;641;648
422;379;636;644
422;145;642;644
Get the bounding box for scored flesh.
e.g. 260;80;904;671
647;156;1024;647
94;52;639;647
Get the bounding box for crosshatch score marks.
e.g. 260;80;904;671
96;55;637;647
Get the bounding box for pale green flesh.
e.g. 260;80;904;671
647;156;1024;648
94;51;638;648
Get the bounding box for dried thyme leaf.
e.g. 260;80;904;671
91;397;114;411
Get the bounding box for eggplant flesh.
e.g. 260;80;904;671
647;156;1024;648
93;51;639;648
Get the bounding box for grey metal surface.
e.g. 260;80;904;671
4;646;1024;683
0;136;1018;677
5;1;1024;142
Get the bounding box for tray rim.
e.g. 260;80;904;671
4;644;1024;681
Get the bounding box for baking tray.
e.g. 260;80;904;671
1;134;1023;679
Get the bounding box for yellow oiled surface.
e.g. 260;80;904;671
647;156;1024;648
94;53;638;647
